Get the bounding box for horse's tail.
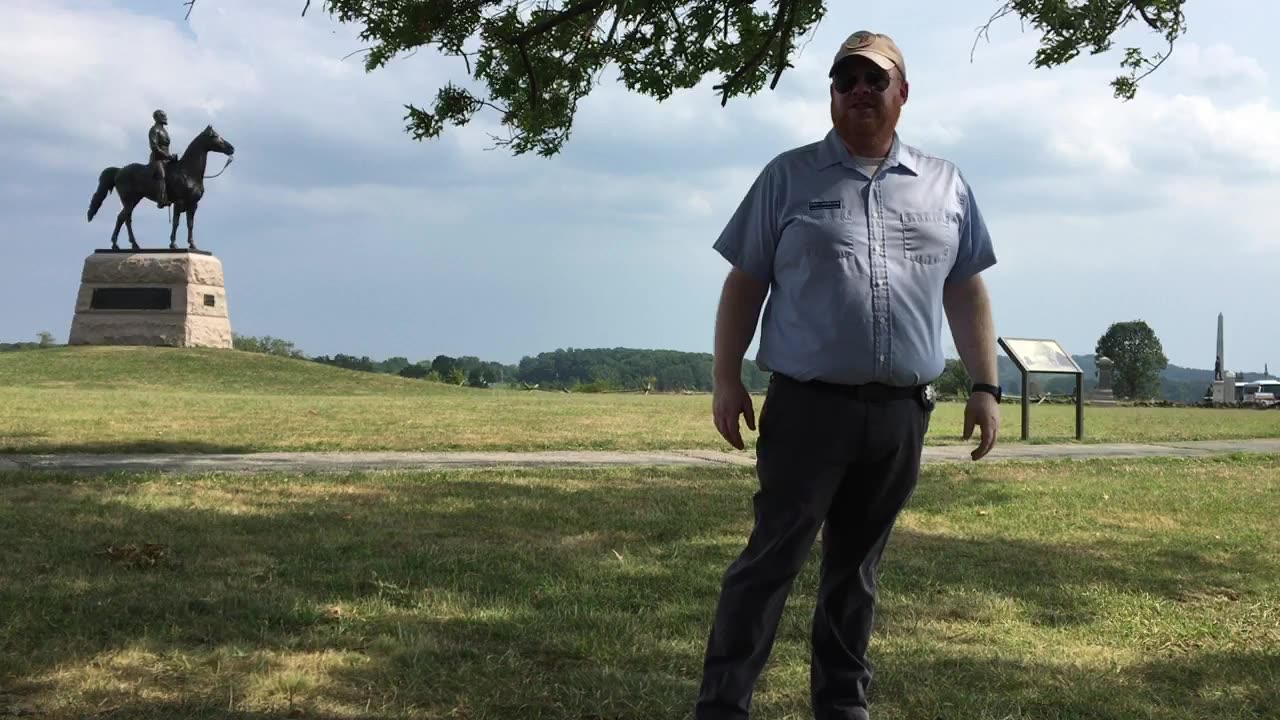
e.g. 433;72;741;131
87;167;118;222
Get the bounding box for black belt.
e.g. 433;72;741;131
772;372;926;402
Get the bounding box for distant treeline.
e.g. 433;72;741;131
1;331;56;352
232;335;767;392
230;334;1249;401
3;331;1266;402
515;347;772;392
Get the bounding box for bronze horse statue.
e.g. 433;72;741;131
87;125;235;250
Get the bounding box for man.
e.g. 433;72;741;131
696;30;1001;720
148;109;177;209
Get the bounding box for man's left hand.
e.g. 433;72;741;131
963;391;1000;461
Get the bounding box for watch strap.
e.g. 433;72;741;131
971;383;1002;401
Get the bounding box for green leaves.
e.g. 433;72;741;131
300;0;1189;154
318;0;828;155
992;0;1187;101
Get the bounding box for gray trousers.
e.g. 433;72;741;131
695;373;933;720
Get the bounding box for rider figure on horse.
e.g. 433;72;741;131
148;109;178;209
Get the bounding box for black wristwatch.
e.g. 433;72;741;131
971;383;1002;402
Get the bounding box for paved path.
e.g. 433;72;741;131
2;439;1279;475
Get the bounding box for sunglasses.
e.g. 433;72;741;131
832;67;891;94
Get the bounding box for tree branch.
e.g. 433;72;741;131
476;98;511;115
665;6;684;37
1136;3;1160;30
508;0;611;109
770;0;798;89
185;0;311;21
713;0;790;106
606;0;630;47
517;41;540;108
1132;38;1175;84
971;2;1016;63
513;0;610;44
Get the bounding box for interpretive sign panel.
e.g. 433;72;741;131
1000;338;1082;375
998;336;1085;441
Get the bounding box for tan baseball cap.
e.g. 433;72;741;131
828;31;905;79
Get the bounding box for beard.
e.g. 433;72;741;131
831;98;897;145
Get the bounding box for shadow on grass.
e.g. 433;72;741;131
880;526;1271;630
867;648;1280;720
883;465;1274;628
0;468;744;718
0;439;261;456
0;466;1275;719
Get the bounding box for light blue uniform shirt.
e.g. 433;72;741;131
714;128;997;387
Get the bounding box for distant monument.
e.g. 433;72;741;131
1209;312;1237;405
71;110;236;349
1088;356;1117;405
1215;311;1225;381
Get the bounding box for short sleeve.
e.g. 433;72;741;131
947;173;997;282
712;161;780;284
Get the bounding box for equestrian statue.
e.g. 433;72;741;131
87;109;235;250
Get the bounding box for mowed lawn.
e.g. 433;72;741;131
2;346;1279;454
1;455;1277;719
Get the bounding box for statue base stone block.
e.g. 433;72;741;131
68;249;232;349
1086;388;1117;406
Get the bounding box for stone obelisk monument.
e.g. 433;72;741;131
1216;312;1225;379
1211;312;1236;405
72;109;236;349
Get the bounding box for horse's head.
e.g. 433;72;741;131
200;125;235;156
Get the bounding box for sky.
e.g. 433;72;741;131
2;0;1277;373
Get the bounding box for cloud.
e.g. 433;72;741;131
1169;43;1269;90
1;2;255;156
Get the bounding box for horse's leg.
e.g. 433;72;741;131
124;197;141;250
111;207;125;250
186;205;197;249
169;206;181;249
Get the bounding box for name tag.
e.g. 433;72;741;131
808;199;843;211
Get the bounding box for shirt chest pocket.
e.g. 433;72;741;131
899;211;955;265
787;209;860;260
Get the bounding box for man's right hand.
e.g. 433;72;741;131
713;377;756;450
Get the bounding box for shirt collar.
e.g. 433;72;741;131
817;128;919;176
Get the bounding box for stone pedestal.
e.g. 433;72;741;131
68;250;232;348
1213;371;1237;406
1087;387;1117;405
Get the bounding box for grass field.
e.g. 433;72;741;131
1;455;1277;718
2;346;1278;454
